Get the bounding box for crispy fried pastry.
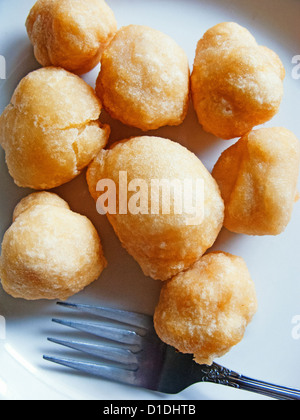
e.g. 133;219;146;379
0;67;110;190
26;0;117;75
96;25;190;131
87;136;224;281
154;252;257;365
212;127;300;235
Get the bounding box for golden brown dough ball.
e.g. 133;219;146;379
0;192;107;301
154;252;257;365
96;25;190;131
26;0;117;75
87;136;224;281
12;191;70;222
191;22;285;140
212;127;300;236
0;67;110;190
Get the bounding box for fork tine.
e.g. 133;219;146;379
52;318;143;351
43;355;138;386
47;337;139;367
56;301;152;330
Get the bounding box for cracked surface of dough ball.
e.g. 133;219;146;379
26;0;117;75
191;22;285;140
0;192;107;300
0;67;110;190
212;127;300;236
96;25;190;131
87;136;224;281
154;252;257;365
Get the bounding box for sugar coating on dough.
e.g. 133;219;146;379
0;192;107;301
26;0;117;75
154;252;258;365
96;25;190;131
87;136;224;281
212;127;300;236
0;67;110;190
191;22;285;139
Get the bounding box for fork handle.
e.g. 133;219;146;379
201;363;300;400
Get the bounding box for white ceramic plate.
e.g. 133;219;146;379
0;0;299;401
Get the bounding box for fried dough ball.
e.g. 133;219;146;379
191;22;285;140
0;192;107;301
96;25;190;131
0;67;110;190
154;252;258;365
26;0;117;75
212;127;300;236
87;136;224;281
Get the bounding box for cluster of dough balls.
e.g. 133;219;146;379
212;127;300;236
0;67;110;190
96;25;190;131
26;0;117;75
154;252;258;365
0;192;107;301
87;136;224;281
0;0;298;368
191;22;285;140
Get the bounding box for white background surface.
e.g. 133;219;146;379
0;0;299;400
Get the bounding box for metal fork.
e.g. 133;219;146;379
43;301;300;400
